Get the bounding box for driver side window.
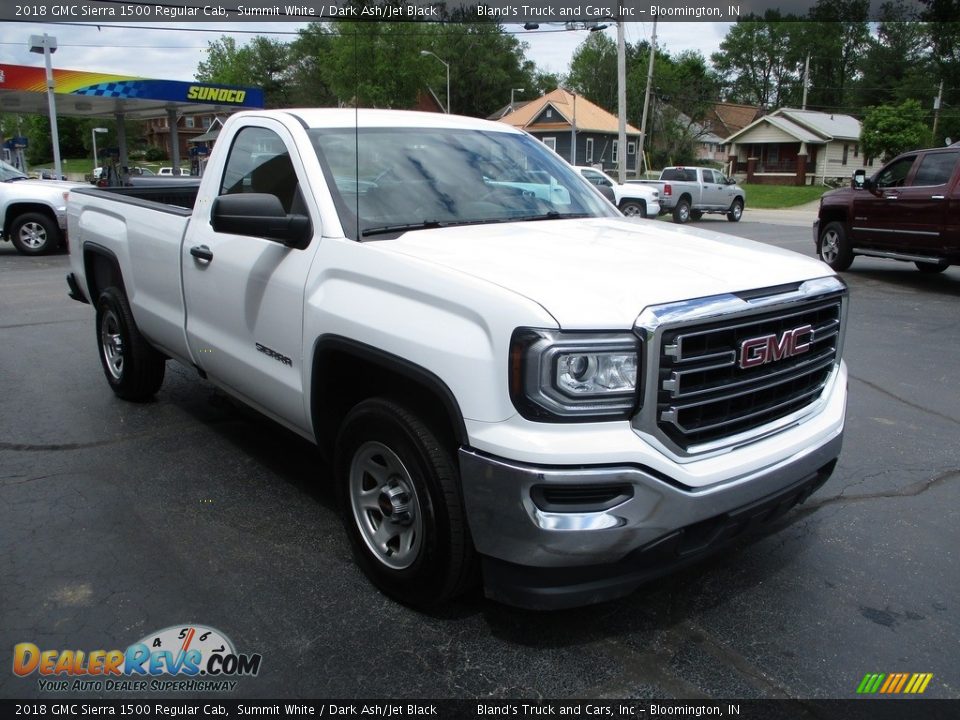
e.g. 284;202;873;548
220;126;300;212
875;156;916;189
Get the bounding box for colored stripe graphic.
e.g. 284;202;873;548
857;672;932;694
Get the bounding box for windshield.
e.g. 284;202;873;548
308;127;616;239
0;160;28;182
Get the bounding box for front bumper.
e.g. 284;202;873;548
459;430;842;609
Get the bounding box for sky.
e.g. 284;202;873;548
0;21;731;86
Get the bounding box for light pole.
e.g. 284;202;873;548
420;50;450;114
91;127;108;176
29;34;61;181
510;88;524;112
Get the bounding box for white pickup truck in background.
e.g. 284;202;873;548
67;109;848;609
633;166;746;224
574;166;660;218
1;159;76;254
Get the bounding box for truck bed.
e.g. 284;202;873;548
71;183;201;214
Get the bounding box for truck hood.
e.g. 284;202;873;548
379;217;833;328
4;178;85;197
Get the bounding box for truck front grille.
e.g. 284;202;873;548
656;299;841;449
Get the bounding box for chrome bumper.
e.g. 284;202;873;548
459;431;842;608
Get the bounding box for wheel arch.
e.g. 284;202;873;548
82;243;127;304
818;205;847;229
310;336;468;463
3;202;60;238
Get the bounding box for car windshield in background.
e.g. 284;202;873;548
308;127;616;239
1;160;28;182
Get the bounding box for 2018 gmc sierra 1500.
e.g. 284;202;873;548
67;109;848;609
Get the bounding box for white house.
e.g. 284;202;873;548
723;108;869;185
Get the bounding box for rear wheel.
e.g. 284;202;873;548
915;261;948;273
95;287;166;401
10;213;61;255
672;199;692;224
817;221;853;271
619;200;647;218
727;198;744;222
336;398;476;607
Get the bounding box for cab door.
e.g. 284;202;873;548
850;153;917;249
181;121;316;432
886;150;958;253
701;169;729;209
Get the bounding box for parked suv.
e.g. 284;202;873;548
815;145;959;273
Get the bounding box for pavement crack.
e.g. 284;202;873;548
0;318;83;330
850;374;960;426
798;468;959;513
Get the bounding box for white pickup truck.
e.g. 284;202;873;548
67;109;848;609
633;166;746;224
1;159;75;254
574;166;660;218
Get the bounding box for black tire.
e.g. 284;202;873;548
619;200;647;218
95;287;166;401
10;212;61;255
336;398;476;607
672;198;692;224
915;261;948;273
817;221;853;271
727;198;744;222
690;210;704;221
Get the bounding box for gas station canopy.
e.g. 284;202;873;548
0;62;264;118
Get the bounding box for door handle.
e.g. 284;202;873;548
190;245;213;263
931;195;945;200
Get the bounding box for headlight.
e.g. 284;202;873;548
509;329;641;421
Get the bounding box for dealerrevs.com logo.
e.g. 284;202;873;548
13;624;262;692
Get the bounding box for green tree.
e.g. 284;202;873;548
288;24;338;107
197;35;294;108
566;32;619;112
860;100;931;160
852;3;934;110
799;0;871;111
920;2;960;144
711;11;805;109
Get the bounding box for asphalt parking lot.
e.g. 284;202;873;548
1;217;958;701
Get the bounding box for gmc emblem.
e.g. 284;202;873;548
739;324;813;369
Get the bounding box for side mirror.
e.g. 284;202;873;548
852;170;866;189
211;193;311;249
725;177;736;185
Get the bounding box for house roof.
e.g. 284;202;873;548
498;87;640;135
486;100;531;121
723;107;861;145
779;108;861;140
707;102;762;137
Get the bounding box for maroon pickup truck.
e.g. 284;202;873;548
815;145;959;273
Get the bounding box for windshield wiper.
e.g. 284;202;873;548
362;220;445;237
507;211;591;222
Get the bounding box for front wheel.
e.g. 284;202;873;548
915;261;948;273
672;199;692;224
817;221;853;271
95;287;166;401
10;213;61;255
619;200;647;218
336;398;476;607
727;198;744;222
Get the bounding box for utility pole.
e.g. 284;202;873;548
802;53;810;110
616;2;627;182
932;79;944;140
637;19;657;177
